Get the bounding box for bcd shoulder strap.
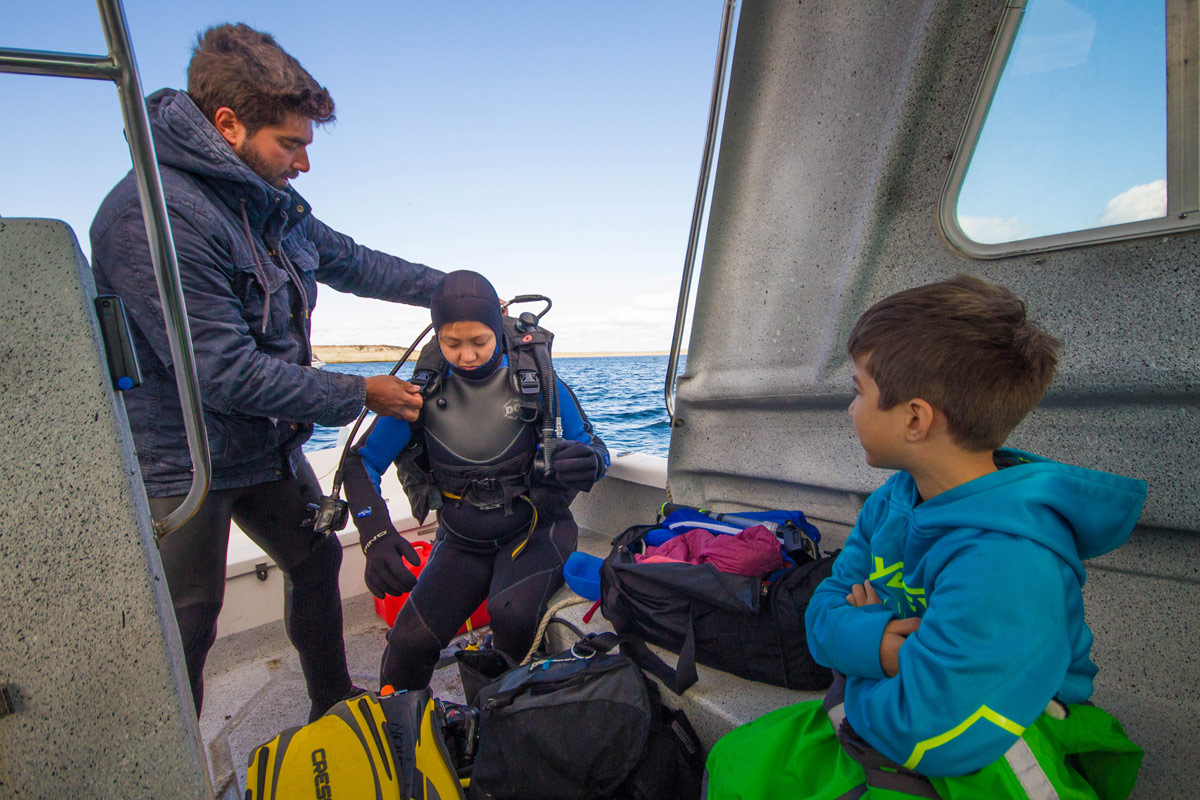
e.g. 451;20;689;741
410;338;447;405
501;315;553;424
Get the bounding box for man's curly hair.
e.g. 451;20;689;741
187;23;335;134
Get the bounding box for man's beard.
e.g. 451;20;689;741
235;142;288;188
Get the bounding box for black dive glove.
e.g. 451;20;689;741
551;441;602;492
360;527;422;599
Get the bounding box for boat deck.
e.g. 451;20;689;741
198;448;829;797
201;594;411;799
201;525;599;798
200;523;826;797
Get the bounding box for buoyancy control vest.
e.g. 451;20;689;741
424;366;538;509
394;316;559;530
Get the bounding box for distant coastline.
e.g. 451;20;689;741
312;345;680;363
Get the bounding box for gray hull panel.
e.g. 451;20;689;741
0;219;210;798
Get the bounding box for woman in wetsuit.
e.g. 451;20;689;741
343;270;609;690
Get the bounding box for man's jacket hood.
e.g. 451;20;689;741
147;88;310;234
148;88;256;183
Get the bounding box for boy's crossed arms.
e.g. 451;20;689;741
844;580;919;679
806;503;1081;777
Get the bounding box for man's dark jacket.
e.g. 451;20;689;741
91;89;443;496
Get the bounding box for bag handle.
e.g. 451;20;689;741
603;524;702;693
564;630;700;696
618;614;699;695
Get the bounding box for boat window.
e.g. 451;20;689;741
941;0;1200;257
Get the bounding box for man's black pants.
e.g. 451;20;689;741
148;457;351;716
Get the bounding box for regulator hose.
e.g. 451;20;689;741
329;322;435;500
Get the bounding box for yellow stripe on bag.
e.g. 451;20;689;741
904;706;1026;771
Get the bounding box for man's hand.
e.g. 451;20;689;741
364;375;423;421
846;580;920;677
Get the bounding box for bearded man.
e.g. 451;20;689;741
91;23;444;720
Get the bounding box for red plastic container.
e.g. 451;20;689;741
372;540;490;635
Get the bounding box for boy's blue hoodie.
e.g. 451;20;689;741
805;449;1147;777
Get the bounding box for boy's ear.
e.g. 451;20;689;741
903;398;936;442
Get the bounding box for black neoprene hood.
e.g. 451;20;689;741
430;270;504;379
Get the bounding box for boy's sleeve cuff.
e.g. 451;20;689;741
831;605;895;680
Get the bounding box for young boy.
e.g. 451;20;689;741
704;275;1146;799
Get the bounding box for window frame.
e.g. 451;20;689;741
938;0;1200;260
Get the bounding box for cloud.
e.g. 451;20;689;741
631;290;679;311
957;215;1025;244
546;283;682;352
1097;179;1166;227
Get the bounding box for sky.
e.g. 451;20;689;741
1;1;726;352
3;1;1173;346
956;0;1168;243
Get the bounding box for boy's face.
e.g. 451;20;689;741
849;355;911;469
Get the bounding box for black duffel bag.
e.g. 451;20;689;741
600;521;837;694
467;632;704;800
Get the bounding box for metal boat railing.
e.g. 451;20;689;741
0;0;210;538
665;0;738;425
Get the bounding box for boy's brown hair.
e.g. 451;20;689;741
187;23;335;135
847;274;1060;451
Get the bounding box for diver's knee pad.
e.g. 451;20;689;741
487;576;558;657
386;603;445;661
485;591;536;638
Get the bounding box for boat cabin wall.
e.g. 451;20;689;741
0;219;210;797
668;1;1198;796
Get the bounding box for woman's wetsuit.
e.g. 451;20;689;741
343;355;608;690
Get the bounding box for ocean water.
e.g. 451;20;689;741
304;354;683;457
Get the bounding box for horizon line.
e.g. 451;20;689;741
312;344;686;363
